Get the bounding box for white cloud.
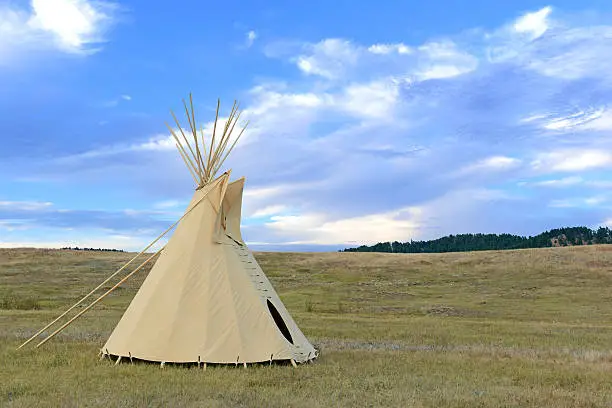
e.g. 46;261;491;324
246;86;328;115
582;109;612;131
137;135;175;152
246;30;257;47
0;0;118;62
483;156;522;168
520;113;549;123
294;38;358;79
28;0;112;51
241;181;325;220
531;176;584;187
418;41;467;59
415;41;478;80
417;65;466;81
52;134;174;164
243;80;402;135
585;196;606;206
368;43;411;55
513;6;552;40
532;150;612;172
0;201;53;210
456;156;521;176
243;185;284;199
338;79;400;119
249;205;287;218
549;196;607;208
265;207;422;245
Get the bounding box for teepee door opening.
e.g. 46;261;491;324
267;299;294;345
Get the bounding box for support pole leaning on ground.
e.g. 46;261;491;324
18;177;222;350
35;247;164;348
17;235;168;351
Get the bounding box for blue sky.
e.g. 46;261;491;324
1;0;612;251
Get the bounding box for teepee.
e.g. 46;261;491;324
20;95;317;366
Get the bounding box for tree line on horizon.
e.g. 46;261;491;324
341;226;612;254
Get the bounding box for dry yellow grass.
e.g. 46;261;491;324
1;245;612;407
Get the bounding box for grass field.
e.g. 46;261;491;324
1;245;612;407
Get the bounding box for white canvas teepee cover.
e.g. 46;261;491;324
103;172;316;364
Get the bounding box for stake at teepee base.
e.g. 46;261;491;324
25;94;317;367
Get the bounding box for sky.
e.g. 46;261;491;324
1;0;612;251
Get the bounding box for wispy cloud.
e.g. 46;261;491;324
532;150;612;172
529;176;584;188
455;156;522;177
549;195;609;208
0;201;53;211
521;107;608;131
249;205;287;218
98;94;133;108
245;30;257;48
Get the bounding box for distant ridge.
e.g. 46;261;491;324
61;247;125;253
341;226;612;254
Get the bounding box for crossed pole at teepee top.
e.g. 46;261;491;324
166;94;248;188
